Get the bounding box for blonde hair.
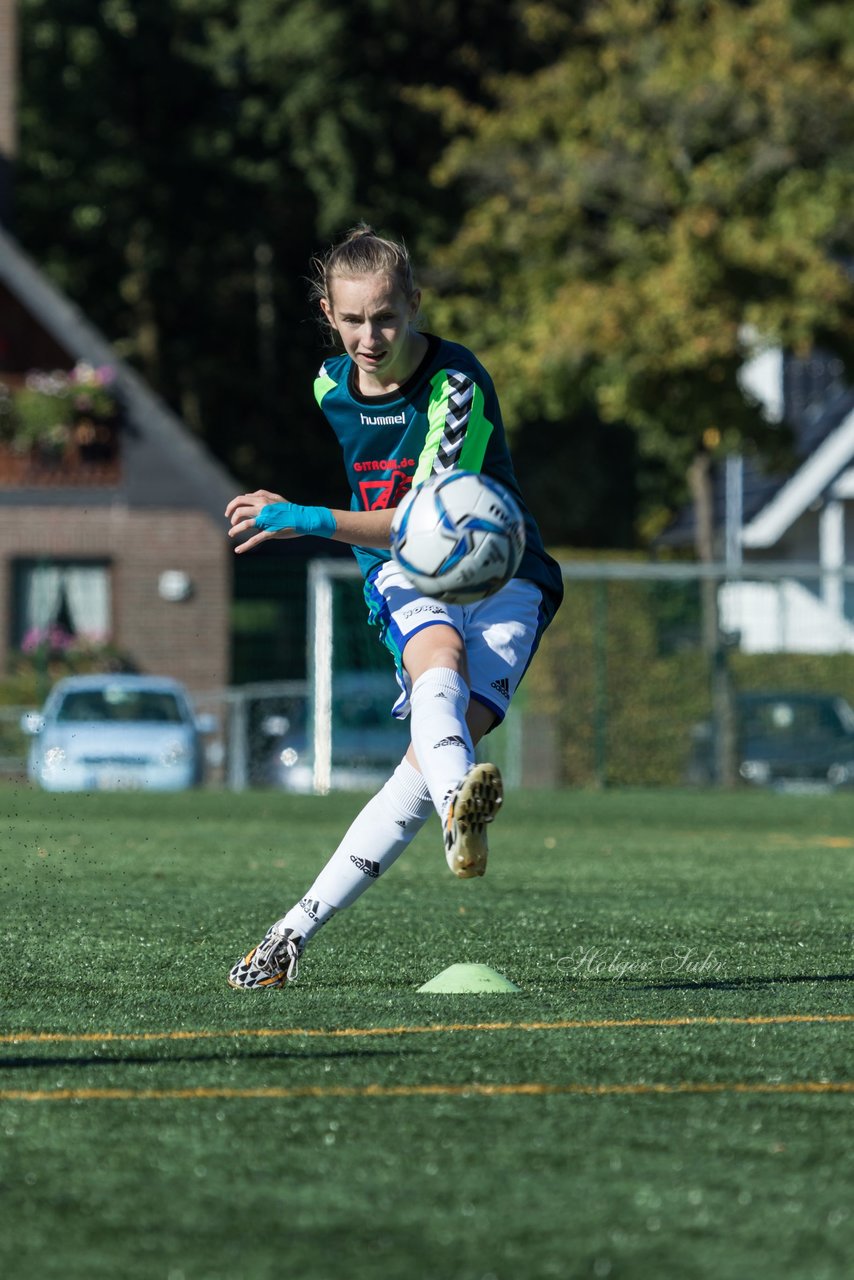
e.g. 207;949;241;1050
310;224;417;318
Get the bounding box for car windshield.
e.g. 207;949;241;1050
742;699;846;742
55;689;186;725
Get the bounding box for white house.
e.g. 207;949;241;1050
664;346;854;654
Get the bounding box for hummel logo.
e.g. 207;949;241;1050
350;855;380;878
359;411;405;426
434;735;467;749
490;677;511;699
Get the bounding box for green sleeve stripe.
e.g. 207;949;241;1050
413;374;452;486
413;370;494;485
314;369;338;407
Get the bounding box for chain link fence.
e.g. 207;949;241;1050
532;561;854;789
4;559;854;792
308;558;854;792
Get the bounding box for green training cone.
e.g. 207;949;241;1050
417;963;522;993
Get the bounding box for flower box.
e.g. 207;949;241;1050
0;363;122;487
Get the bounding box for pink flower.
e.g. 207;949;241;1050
21;627;47;654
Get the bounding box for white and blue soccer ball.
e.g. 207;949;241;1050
390;470;526;604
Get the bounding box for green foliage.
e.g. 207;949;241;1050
2;384;71;451
15;0;543;501
528;576;711;784
15;0;854;544
0;366;119;454
529;573;854;786
427;0;854;488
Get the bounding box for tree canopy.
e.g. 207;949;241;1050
426;0;854;529
15;0;543;500
13;0;854;543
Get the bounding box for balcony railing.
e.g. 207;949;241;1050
0;421;121;487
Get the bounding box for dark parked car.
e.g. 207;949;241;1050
687;691;854;790
263;672;410;792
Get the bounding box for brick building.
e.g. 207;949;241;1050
0;223;237;690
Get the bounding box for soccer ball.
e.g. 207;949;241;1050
390;470;526;604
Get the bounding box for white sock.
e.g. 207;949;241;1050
409;667;475;820
277;758;433;942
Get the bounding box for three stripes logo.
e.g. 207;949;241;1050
350;856;380;879
434;735;467;749
490;677;511;700
432;372;474;475
299;897;322;921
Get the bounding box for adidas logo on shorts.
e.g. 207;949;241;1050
490;677;511;700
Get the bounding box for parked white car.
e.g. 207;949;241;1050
21;674;216;792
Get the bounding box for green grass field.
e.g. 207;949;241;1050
1;784;852;1280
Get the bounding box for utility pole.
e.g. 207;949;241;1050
689;445;737;787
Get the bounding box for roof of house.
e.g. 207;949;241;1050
0;223;239;525
741;392;854;548
659;357;854;551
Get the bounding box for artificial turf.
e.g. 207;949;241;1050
1;784;852;1279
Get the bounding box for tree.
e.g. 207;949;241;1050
424;0;854;537
14;0;547;497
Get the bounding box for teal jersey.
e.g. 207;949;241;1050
314;334;563;622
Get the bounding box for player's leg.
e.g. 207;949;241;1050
228;756;433;989
227;577;547;989
432;698;504;879
440;579;548;877
398;633;501;877
397;622;503;878
403;622;475;811
363;560;496;846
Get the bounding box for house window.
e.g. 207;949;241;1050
12;559;112;651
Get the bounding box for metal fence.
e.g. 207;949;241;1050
537;560;854;789
1;681;310;793
307;557;854;792
4;558;854;792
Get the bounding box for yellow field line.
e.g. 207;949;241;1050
2;1013;853;1047
1;1081;852;1103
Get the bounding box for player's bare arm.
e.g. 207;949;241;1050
328;507;395;549
226;489;394;554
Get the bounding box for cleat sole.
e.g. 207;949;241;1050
445;763;504;879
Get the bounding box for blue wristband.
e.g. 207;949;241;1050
255;502;337;538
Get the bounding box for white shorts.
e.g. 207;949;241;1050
364;561;548;725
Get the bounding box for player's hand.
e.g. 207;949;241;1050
225;489;291;554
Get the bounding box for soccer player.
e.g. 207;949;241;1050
227;225;563;989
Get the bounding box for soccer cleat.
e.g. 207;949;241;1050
444;762;503;879
227;923;303;990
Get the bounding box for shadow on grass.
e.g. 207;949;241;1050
0;1047;413;1070
632;972;854;992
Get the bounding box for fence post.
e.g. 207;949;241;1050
227;690;249;792
307;561;334;795
593;577;608;788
